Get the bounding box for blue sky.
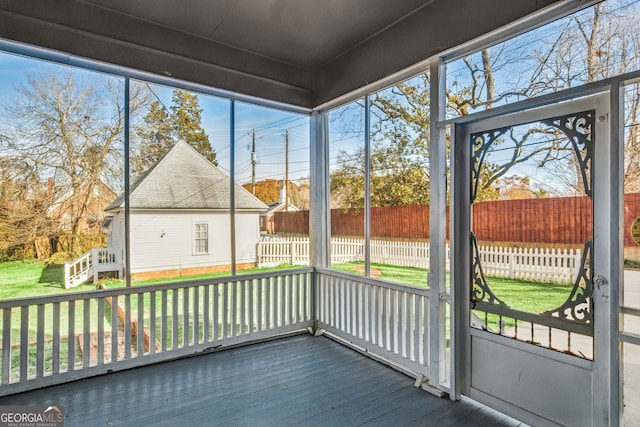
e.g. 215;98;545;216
0;50;310;187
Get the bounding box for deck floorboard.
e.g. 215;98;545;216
0;334;523;426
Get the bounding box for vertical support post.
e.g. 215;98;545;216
451;121;472;400
611;83;624;427
230;100;237;275
124;77;131;287
310;110;330;332
591;88;622;425
285;129;290;212
364;96;371;277
429;59;448;392
310;111;331;269
589;92;618;425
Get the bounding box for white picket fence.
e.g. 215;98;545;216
257;237;582;284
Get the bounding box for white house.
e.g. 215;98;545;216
102;140;268;281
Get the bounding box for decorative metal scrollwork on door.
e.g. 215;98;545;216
469;109;595;341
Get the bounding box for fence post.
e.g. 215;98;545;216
256;241;262;268
509;247;515;280
290;241;296;265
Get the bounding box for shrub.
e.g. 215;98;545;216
625;259;640;269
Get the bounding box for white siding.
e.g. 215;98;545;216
128;210;229;273
107;210;261;274
236;212;261;264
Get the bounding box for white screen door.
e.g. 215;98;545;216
451;93;618;426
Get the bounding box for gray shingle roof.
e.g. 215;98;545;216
105;141;268;211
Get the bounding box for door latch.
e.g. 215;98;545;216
594;275;608;289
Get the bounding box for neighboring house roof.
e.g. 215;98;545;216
262;182;300;216
264;201;300;216
106;140;268;212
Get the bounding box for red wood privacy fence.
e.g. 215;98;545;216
274;193;640;246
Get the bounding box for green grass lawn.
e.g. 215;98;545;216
0;261;96;300
333;262;429;288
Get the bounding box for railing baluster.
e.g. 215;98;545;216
222;283;229;338
347;279;353;333
265;278;271;330
111;295;119;362
413;295;420;363
53;302;60;374
150;291;156;354
20;307;28;381
355;281;360;338
203;286;210;342
335;278;340;330
213;284;220;339
290;275;295;325
193;286;200;344
381;287;387;350
423;295;429;366
97;298;104;366
395;291;402;356
68;301;75;371
2;308;11;384
231;282;238;337
172;289;179;350
405;293;411;359
300;273;306;322
257;278;263;332
137;293;144;355
83;299;90;368
274;276;287;327
183;287;189;346
36;304;45;378
125;294;132;359
161;291;168;351
248;280;254;334
239;281;246;335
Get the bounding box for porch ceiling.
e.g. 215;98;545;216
0;0;560;109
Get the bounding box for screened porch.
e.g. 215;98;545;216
1;1;640;426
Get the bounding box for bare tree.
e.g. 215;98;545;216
0;69;150;255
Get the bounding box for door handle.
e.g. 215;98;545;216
594;275;608;289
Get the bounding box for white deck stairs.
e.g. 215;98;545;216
64;248;122;289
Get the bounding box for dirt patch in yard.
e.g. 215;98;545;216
348;265;382;278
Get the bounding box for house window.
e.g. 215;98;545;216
193;223;209;255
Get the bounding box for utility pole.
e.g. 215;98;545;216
285;130;289;211
251;129;257;195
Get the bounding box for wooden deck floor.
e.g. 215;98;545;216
0;334;525;426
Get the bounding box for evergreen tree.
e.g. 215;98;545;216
134;89;216;176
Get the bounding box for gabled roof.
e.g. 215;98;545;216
106;141;267;212
265;201;300;216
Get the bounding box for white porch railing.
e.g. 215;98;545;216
315;268;430;376
0;269;314;396
258;237;581;284
64;248;121;289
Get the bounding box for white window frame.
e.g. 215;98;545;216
193;223;209;255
